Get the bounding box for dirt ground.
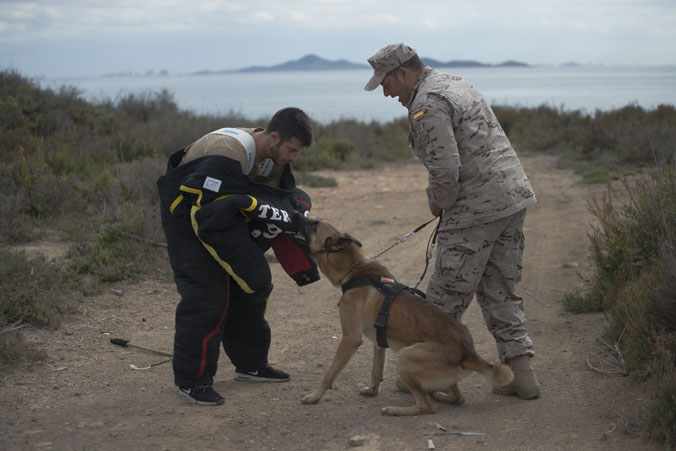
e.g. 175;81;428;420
0;153;660;451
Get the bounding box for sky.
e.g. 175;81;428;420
1;0;675;78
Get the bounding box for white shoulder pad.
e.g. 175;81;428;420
208;128;256;175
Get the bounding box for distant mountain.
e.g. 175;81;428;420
422;57;529;68
239;54;368;72
192;54;529;75
495;60;529;67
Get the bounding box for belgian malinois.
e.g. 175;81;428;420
292;213;513;416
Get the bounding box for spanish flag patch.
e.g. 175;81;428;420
412;109;424;121
380;276;395;284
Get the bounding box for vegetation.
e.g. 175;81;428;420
1;68;675;444
564;165;676;445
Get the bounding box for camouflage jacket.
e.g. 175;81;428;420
407;67;536;229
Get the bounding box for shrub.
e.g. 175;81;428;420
0;250;78;328
564;163;676;446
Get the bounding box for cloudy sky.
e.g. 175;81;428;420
1;0;675;78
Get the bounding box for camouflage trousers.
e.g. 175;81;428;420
426;209;534;362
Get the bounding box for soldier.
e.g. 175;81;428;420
364;43;540;399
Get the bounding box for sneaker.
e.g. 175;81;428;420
234;365;290;382
177;385;225;406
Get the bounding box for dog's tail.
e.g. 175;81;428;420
461;352;514;387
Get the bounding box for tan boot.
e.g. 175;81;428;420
493;355;541;399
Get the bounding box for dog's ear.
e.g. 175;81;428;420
344;234;362;248
325;234;361;252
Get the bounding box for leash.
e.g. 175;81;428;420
369;215;440;259
110;338;173;370
340;216;442;349
414;214;441;289
368;214;442;289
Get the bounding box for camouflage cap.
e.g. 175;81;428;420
364;43;418;91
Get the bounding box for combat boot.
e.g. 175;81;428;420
493;355;540;399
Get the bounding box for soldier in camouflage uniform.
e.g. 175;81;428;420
364;43;540;399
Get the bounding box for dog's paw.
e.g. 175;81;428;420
432;391;465;405
359;385;379;397
381;406;397;416
301;394;320;405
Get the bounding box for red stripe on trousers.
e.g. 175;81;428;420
198;276;230;377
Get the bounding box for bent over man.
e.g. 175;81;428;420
364;43;540;399
157;107;319;405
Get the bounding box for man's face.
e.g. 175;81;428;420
269;136;305;165
381;69;414;107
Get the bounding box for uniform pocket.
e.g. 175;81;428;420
434;238;487;295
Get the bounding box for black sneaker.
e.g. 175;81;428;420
177;385;225;406
234;365;290;382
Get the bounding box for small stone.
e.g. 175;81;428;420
348;435;366;447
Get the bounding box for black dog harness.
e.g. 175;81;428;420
341;276;425;348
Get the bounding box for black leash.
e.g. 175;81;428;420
413;213;442;289
369;215;439;259
368;214;442;289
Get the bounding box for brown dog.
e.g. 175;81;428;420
292;213;514;416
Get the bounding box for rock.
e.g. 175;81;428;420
348;435;367;446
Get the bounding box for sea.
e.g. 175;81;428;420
38;65;676;124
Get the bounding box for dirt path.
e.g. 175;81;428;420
0;153;657;450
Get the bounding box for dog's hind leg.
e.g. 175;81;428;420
432;383;465;405
381;375;435;416
360;344;386;397
381;344;437;416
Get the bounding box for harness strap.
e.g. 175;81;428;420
341;276;421;348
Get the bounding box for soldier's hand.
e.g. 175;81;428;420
428;203;442;217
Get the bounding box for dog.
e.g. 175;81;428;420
292;213;514;416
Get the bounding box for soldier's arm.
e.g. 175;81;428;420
411;95;461;212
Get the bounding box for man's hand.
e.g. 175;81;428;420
428;203;442;217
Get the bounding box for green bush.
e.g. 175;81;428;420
0;249;79;367
564;163;676;445
0;250;77;328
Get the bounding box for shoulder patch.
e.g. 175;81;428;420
412;109;424;121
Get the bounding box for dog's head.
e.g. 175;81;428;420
292;212;362;256
292;212;363;284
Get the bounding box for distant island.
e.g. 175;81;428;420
191;54;529;75
421;58;528;68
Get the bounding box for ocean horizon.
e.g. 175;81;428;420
38;65;676;124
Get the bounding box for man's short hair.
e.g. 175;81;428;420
388;55;425;81
265;107;313;147
400;55;424;71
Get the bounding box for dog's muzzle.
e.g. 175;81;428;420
290;211;312;251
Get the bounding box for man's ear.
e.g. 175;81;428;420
269;131;281;146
